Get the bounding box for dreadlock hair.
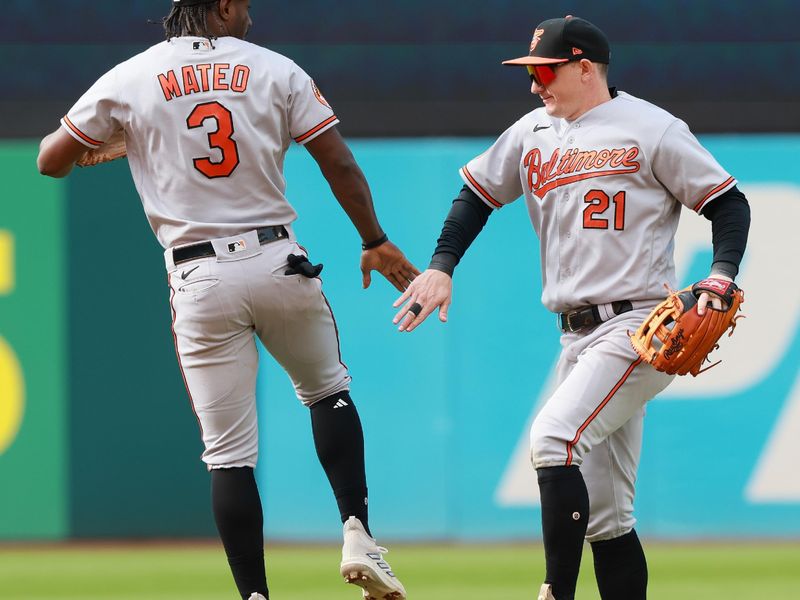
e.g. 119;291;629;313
162;1;220;43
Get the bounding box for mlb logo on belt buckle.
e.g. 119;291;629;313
227;239;246;253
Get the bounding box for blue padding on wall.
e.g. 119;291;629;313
256;136;800;541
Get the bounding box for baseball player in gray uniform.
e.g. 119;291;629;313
394;15;750;600
37;1;414;599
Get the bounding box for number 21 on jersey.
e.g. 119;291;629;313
186;101;240;179
583;189;626;230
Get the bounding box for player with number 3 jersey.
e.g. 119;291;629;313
37;1;415;599
60;8;353;249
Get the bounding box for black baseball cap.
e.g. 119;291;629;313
502;16;610;67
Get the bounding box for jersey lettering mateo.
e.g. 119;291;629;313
461;91;736;312
158;63;252;100
61;37;338;248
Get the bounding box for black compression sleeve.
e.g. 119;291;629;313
700;185;751;279
428;185;493;276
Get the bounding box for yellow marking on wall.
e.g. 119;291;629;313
0;231;13;295
0;336;24;455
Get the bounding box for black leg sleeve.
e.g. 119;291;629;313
211;467;269;600
591;529;648;600
537;465;590;600
310;391;371;536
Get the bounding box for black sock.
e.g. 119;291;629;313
310;391;371;536
591;529;648;600
211;467;269;600
537;465;590;600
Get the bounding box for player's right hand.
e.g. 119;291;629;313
360;241;420;292
392;268;453;332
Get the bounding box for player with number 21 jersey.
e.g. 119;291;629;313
461;92;735;312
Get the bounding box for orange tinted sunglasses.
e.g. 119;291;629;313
526;64;561;87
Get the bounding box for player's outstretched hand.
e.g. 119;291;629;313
361;241;420;292
392;268;452;332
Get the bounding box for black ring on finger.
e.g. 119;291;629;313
408;302;423;317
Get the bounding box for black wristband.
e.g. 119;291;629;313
711;261;737;280
361;233;388;250
428;254;457;277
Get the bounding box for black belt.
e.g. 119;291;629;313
172;226;288;266
558;300;634;333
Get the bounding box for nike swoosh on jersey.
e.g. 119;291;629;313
181;265;200;280
533;124;551;132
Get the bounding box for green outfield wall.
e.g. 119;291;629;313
65;160;215;538
0;143;68;538
0;143;214;539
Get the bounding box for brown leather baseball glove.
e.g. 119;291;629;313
76;129;127;167
629;278;745;376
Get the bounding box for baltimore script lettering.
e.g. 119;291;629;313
524;146;641;198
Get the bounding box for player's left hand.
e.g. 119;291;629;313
76;128;127;167
695;273;733;315
361;241;420;292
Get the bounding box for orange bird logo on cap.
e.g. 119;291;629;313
530;28;545;53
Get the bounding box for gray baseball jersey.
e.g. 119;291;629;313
461;91;734;541
461;91;736;313
62;36;338;248
61;36;350;469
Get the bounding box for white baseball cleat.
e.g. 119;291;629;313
538;583;556;600
247;594;267;600
340;516;407;600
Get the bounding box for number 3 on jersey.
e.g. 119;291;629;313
186;101;240;179
583;189;626;230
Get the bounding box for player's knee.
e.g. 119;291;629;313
308;389;355;411
295;376;352;408
204;455;258;471
201;425;259;470
530;413;583;468
586;502;636;543
586;522;636;544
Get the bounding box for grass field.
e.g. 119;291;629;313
1;542;800;599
